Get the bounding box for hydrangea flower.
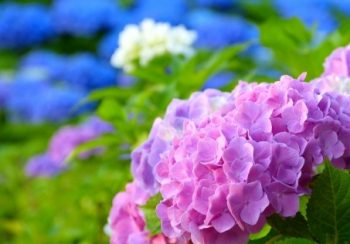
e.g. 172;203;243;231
322;44;350;77
131;0;188;25
61;53;117;91
154;73;350;242
111;19;197;72
194;0;235;9
20;50;65;82
0;3;54;49
25;117;113;177
98;29;122;61
131;89;231;195
49;117;114;161
6;76;85;124
52;0;120;36
186;10;257;49
273;0;337;33
25;154;67;177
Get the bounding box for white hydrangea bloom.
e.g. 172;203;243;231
111;19;197;72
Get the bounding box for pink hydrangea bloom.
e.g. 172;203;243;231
153;75;350;243
323;44;350;77
108;182;182;244
131;90;231;195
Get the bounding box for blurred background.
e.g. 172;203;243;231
1;0;350;243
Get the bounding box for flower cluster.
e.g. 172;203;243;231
25;117;113;177
111;19;197;72
273;0;338;33
131;0;188;25
2;51;117;123
186;10;257;49
322;44;350;77
109;51;350;242
0;3;54;49
154;74;350;243
52;0;120;37
131;89;231;195
6;76;85;123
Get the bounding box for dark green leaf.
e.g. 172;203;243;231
307;162;350;243
274;238;314;244
141;193;162;235
268;213;313;240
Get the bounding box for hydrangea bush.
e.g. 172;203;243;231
107;44;350;243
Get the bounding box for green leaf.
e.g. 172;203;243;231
249;224;271;240
97;99;127;121
86;87;134;102
299;196;309;219
197;43;248;82
307;162;350;243
274;238;314;244
268;213;313;240
141;193;162;236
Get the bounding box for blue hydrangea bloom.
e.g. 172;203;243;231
130;0;188;24
98;29;120;61
332;0;350;14
0;3;54;49
52;0;121;36
61;53;117;91
203;72;235;89
20;50;65;82
273;0;337;33
186;10;258;49
0;76;10;109
6;76;86;124
194;0;235;9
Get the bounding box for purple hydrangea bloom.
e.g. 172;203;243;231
150;75;350;242
25;117;113;177
0;3;54;49
131;90;231;195
322;44;350;77
49;117;114;161
25;154;66;177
